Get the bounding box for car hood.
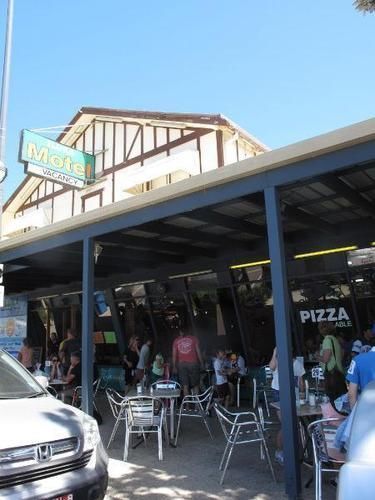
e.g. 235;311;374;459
0;396;83;449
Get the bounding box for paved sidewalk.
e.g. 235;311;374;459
97;394;336;500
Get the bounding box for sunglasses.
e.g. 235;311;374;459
52;359;58;362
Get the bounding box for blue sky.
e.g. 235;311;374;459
0;0;374;199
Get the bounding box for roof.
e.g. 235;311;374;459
4;106;268;211
1;117;374;295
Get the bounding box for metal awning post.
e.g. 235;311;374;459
264;186;301;499
81;237;94;415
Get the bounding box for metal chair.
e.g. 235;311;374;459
174;386;214;446
252;365;272;415
124;396;168;461
214;403;276;485
47;385;58;398
106;388;127;448
307;417;346;500
71;378;101;410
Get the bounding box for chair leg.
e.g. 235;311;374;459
263;390;270;417
107;416;121;448
315;463;321;500
202;415;213;439
141;427;147;447
163;417;169;446
158;427;163;460
236;381;240;408
219;440;231;471
262;436;276;482
174;409;183;446
123;428;130;461
220;442;235;485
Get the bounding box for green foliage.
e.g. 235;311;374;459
353;0;375;13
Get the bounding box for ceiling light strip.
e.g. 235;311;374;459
168;269;213;279
230;259;271;270
294;245;357;259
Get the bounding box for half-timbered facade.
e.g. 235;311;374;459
3;107;267;236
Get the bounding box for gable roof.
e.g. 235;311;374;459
4;106;268;211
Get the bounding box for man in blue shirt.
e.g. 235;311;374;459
347;347;375;409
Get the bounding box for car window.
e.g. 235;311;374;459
0;350;45;398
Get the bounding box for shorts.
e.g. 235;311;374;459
178;362;200;388
217;382;229;399
135;368;145;382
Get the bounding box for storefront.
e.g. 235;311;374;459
1;108;374;498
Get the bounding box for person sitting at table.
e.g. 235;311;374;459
50;354;64;380
63;351;82;404
227;351;247;406
269;347;305;465
214;348;230;409
150;353;165;385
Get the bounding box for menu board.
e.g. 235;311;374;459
0;295;28;357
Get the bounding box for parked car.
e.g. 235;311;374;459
338;380;375;500
0;348;108;499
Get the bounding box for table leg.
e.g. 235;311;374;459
170;398;175;440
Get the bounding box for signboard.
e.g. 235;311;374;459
0;295;28;357
299;307;350;324
19;130;95;189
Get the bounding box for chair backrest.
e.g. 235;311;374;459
106;388;126;419
214;403;259;441
254;366;271;385
152;379;181;390
125;396;163;427
72;385;82;407
195;386;214;411
214;403;237;440
308;417;342;463
47;386;58;398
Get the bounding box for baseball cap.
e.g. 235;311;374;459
351;340;362;354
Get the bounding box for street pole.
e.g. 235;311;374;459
0;0;15;232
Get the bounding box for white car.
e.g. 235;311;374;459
0;349;108;499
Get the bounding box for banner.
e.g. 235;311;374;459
0;295;28;357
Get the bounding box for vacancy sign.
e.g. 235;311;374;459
19;130;95;189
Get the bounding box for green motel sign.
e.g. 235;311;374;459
19;130;95;189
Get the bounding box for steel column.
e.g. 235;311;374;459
264;186;301;499
81;237;94;415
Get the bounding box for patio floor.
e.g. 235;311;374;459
96;393;337;500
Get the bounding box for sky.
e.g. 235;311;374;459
0;0;374;199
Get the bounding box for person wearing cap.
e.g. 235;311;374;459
351;339;362;358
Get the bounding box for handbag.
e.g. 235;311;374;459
324;336;347;401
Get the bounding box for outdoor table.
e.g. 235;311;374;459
270;400;322;418
270;400;323;463
149;388;181;440
127;387;181;440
